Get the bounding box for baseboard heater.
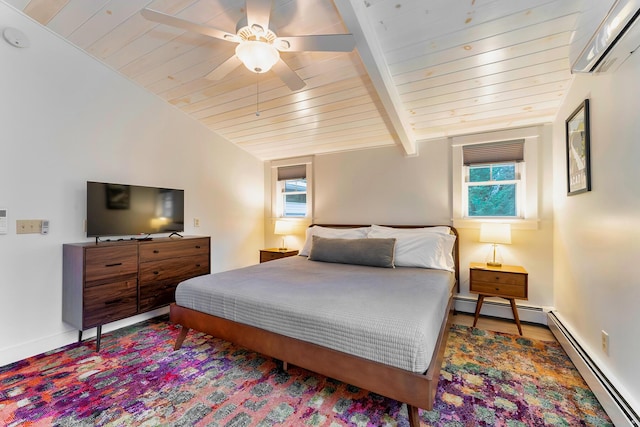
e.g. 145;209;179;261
547;311;639;427
454;295;547;325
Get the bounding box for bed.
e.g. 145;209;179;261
170;225;459;426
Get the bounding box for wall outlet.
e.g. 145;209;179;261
193;218;200;227
601;330;609;355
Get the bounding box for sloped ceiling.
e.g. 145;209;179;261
5;0;586;160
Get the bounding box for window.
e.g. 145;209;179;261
465;162;522;217
271;157;313;218
278;165;307;217
452;127;540;229
462;140;524;218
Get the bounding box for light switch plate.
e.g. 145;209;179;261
0;209;7;234
16;219;42;234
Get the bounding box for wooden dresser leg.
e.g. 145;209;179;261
508;298;523;335
174;326;190;350
95;325;102;352
473;295;485;327
407;404;420;427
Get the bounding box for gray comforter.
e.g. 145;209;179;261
175;255;454;373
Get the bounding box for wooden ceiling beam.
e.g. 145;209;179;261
334;0;417;156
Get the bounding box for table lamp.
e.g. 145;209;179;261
274;220;295;251
479;223;511;267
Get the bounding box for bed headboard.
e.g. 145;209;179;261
310;224;460;293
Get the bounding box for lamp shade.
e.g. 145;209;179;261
235;40;279;73
274;220;295;235
479;223;511;244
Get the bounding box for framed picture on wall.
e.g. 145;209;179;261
565;99;591;195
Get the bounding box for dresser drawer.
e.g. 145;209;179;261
139;254;210;284
139;238;209;262
84;245;138;284
138;283;176;312
83;279;137;328
138;254;210;311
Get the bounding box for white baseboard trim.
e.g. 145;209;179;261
0;307;168;368
547;311;640;427
454;295;549;325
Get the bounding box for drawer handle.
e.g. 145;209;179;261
495;276;501;280
153;271;160;275
195;245;201;249
153;250;160;254
195;263;201;267
105;262;122;267
104;298;123;305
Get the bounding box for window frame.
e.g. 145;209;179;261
451;127;541;230
271;156;313;219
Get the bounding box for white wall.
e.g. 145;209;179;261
314;143;452;225
265;138;555;321
552;52;640;408
0;4;264;366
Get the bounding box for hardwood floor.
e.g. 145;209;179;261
452;312;556;342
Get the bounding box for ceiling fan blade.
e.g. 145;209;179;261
276;34;356;52
205;55;243;80
272;59;306;91
245;0;272;33
141;8;240;43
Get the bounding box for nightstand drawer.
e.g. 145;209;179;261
261;252;284;262
471;269;526;286
470;281;527;298
260;249;299;263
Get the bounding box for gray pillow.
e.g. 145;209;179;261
308;236;396;268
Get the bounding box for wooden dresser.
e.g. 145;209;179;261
63;236;210;350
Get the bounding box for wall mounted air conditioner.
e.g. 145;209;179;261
571;0;640;73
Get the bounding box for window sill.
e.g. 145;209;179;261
452;218;539;230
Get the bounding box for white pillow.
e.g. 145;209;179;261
299;226;371;256
370;224;451;235
368;227;456;271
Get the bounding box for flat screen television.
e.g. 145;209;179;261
87;181;184;238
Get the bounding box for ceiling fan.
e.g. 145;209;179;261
141;0;356;91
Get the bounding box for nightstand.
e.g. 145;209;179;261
260;248;299;263
469;262;528;335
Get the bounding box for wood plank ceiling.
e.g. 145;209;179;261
5;0;585;160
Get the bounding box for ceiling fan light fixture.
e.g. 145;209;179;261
236;40;279;73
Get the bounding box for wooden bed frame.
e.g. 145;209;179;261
169;225;459;427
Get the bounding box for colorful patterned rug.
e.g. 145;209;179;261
0;316;612;426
